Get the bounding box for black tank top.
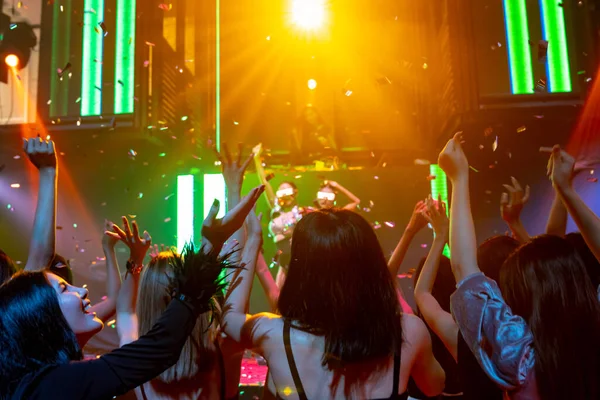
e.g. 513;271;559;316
275;321;408;400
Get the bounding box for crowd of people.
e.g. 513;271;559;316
1;135;599;400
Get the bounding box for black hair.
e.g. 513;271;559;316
565;232;600;289
0;271;82;397
0;249;17;285
278;209;402;371
500;235;600;400
48;254;74;285
477;235;519;283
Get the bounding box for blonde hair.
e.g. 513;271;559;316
136;251;219;382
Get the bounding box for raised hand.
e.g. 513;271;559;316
102;219;119;249
544;145;575;191
406;200;428;234
106;216;152;265
23;137;57;170
246;208;264;245
149;244;167;258
438;132;468;182
215;143;254;191
202;185;265;251
423;195;449;238
252;143;263;157
500;177;530;224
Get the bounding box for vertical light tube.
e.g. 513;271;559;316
215;0;221;152
203;174;226;219
502;0;534;94
50;0;72;117
539;0;572;92
177;175;195;252
81;0;104;116
114;0;136;113
430;164;450;258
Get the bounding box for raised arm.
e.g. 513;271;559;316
548;145;600;263
88;220;123;322
223;210;263;345
24;138;57;271
500;177;531;243
406;315;446;397
439;133;479;282
255;251;280;311
328;181;360;210
252;143;276;209
388;201;427;277
414;196;459;360
115;260;141;347
546;190;568;237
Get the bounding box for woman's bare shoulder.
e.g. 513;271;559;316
400;313;430;345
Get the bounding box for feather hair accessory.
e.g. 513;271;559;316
166;242;239;314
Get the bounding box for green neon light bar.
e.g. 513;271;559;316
81;0;104;116
50;0;72;117
215;0;221;152
203;174;226;219
430;164;450;258
502;0;534;94
177;175;195;252
114;0;136;114
539;0;572;92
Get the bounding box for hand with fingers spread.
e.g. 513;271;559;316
407;200;428;234
500;177;530;224
202;185;266;253
246;208;264;245
106;216;152;265
215;143;254;192
543;145;576;191
149;244;167;258
23;137;58;171
423;195;449;240
438;132;469;182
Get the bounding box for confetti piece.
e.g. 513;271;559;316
110;117;116;129
413;159;431;166
517;126;527;133
73;223;78;228
534;78;547;93
128;149;137;159
484;127;493;137
10;183;20;188
98;21;108;36
145;41;155;47
85;8;97;14
294;175;302;179
533;115;544;119
374;176;379;180
369;200;374;207
362;207;371;213
57;62;72;78
138;193;143;199
128;214;137;219
420;244;428;248
158;3;172;10
56;226;63;230
469;166;479;172
493;136;498;152
539;146;553;153
588;178;598;183
143;60;150;67
426;175;436;181
181;116;188;121
117;80;124;86
13;155;20;159
164;217;172;222
76;97;81;103
373;222;382;230
384;221;395;228
538;40;548;63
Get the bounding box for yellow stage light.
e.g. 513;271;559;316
291;0;326;30
5;54;19;68
307;79;317;90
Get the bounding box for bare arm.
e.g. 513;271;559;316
252;143;276;208
24;139;57;271
116;269;140;347
439;134;480;282
407;315;446;397
546;192;568;236
388;201;426;277
500;177;531;243
89;222;122;322
329;181;360;210
255;252;280;311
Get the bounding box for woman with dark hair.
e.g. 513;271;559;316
314;180;360;210
0;249;17;284
565;232;600;290
439;134;600;400
0;186;263;400
223;208;445;399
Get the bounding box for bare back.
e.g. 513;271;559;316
248;313;443;399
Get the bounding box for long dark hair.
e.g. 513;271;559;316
500;235;600;400
278;209;402;370
477;235;519;283
565;232;600;289
0;249;17;284
0;271;82;397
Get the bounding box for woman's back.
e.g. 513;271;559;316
254;313;443;399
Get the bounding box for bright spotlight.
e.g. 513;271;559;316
5;54;18;68
307;79;317;90
291;0;326;30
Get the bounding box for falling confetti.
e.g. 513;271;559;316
57;62;71;78
427;175;436;181
587;178;598;183
384;221;395;228
534;78;547;93
373;222;382;230
164;217;172;222
10;183;20;188
484;127;494;137
420;244;428;248
492;136;499;152
158;3;172;11
138;193;143;199
538;40;548;63
128;214;137;219
469;166;479;173
517;126;527;133
98;21;108;36
128;149;137;159
413;159;431;166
